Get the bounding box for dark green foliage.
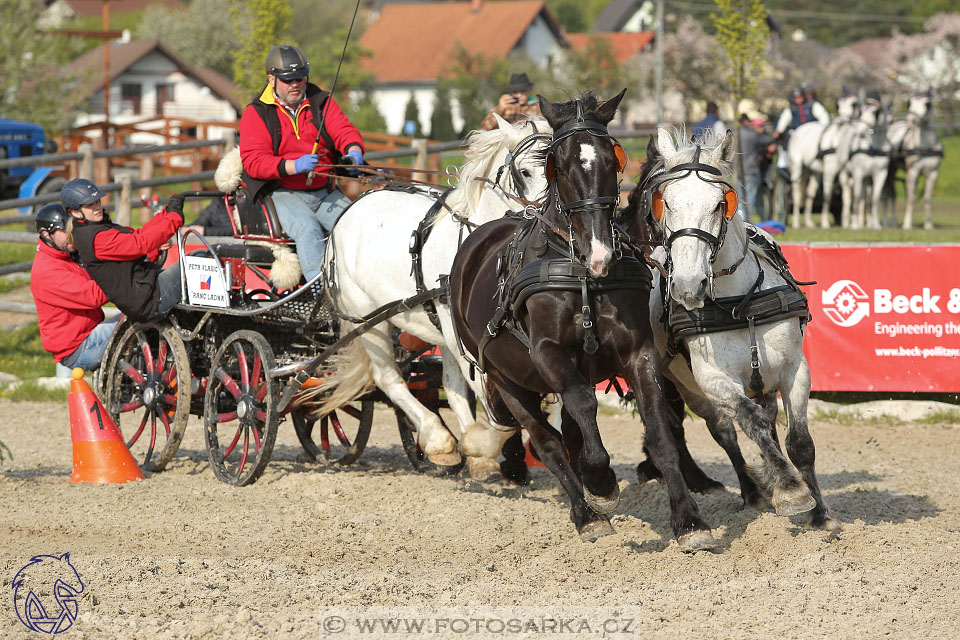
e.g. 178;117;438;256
346;91;387;134
429;85;457;141
403;93;422;137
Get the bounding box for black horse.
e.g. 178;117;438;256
449;92;715;551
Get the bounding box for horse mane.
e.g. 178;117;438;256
661;126;734;176
444;117;551;219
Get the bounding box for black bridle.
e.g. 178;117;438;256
647;145;737;267
494;120;553;198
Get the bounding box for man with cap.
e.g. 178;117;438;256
736;113;777;220
63;178;186;324
239;44;365;281
480;73;542;130
30;203;120;377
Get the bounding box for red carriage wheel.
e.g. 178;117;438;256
102;321;190;472
291;399;373;465
203;330;279;486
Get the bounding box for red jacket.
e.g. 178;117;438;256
30;240;108;362
239;84;364;190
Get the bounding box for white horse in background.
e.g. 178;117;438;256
817;94;860;229
887;92;943;230
786;120;828;229
307;115;551;477
647;128;837;530
837;97;892;229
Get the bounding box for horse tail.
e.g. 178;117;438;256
301;324;375;418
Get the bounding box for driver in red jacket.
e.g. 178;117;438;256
30;204;120;377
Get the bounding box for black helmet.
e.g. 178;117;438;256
36;204;70;248
790;87;803;99
265;45;309;81
61;178;103;211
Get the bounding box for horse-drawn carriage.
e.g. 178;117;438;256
94;184;448;487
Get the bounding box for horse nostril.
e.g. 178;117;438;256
697;278;709;298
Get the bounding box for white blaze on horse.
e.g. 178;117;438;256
306;115;551;477
887;92;943;230
646;128;838;531
837;96;892;230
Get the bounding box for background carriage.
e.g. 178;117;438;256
94;188;451;486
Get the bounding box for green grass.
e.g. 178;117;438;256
1;381;67;403
0;276;30;294
0;323;55;379
0;241;37;266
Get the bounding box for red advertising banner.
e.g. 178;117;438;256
781;244;960;392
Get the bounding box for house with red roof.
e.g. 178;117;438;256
357;0;567;134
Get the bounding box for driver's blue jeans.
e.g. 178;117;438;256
271;187;351;281
57;314;122;376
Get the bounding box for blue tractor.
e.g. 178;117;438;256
0;119;67;215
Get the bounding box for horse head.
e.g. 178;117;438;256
908;92;933;126
650;127;737;310
539;89;627;277
837;94;860;121
447;115;552;224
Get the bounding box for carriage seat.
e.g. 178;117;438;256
228;186;292;243
212;243;277;266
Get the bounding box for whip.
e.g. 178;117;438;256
305;0;362;186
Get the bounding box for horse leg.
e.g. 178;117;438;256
361;328;461;466
499;431;528;486
922;166;938;230
682;391;767;509
851;174;865;230
803;171;818;228
441;349;501;480
779;358;840;531
902;163;917;229
839;172;852;229
869;169;886;230
495;378;614;541
790;166;804;229
819;163;836;229
625;344;715;551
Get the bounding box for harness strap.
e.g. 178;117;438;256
747;316;766;405
409;192;451;331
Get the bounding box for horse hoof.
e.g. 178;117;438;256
584;483;620;514
691;479;726;495
466;456;501;482
579;520;615;542
806;511;842;532
427;451;463;467
773;489;816;516
635;460;661;484
678;530;717;553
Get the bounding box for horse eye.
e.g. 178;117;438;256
521;169;531;178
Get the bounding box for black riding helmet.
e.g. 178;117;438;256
36;203;70;249
265;45;309;81
61;178;103;211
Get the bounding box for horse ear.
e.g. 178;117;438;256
538;94;560;129
655;128;676;158
492;112;512;131
595;88;627;125
713;130;736;165
645;134;659;163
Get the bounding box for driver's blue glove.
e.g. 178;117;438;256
343;148;364;176
293;153;319;174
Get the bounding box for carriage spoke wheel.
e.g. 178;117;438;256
103;322;190;472
395;390;464;475
292;400;373;465
204;330;279;486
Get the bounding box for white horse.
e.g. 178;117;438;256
887;92;943;230
837;97;891;229
817;94;860;229
786;120;827;229
646;128;838;530
307;115;551;477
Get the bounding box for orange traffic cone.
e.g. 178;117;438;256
69;368;144;484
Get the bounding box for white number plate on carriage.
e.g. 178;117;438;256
182;255;229;308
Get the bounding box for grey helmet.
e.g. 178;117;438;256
265;45;309;81
61;178;103;211
36;203;70;248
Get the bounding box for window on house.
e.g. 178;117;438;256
121;83;142;115
156;83;174;116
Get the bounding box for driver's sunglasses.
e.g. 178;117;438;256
279;76;306;85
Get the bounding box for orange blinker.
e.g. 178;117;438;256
723;189;738;219
651;190;665;222
613;143;627;172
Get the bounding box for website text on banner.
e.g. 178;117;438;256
781;245;960;393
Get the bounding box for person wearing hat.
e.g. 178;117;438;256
238;44;365;281
480;73;542;130
63;178;185;324
736;113;776;221
30;203;120;377
773;85;830;171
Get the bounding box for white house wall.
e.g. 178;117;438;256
517;16;565;68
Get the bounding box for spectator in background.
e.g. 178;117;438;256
183;197;234;237
692;101;726;141
737;114;776;221
480;73;542;130
30;204;120;377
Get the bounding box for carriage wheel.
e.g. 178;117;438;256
291;400;373;465
102;322;190;472
395;390;464;475
204;330;279;486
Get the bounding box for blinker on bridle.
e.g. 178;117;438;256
646;144;738;264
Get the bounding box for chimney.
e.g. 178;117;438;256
471;0;483;12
